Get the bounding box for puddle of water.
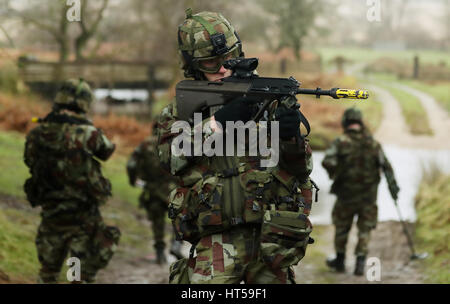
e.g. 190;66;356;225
94;89;149;101
309;145;450;225
93;89;167;102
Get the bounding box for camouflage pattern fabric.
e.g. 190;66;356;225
126;136;178;250
54;78;93;114
24;111;115;206
178;10;242;78
24;109;119;283
332;199;377;256
156;99;314;284
36;207;120;283
322;125;398;257
183;226;297;284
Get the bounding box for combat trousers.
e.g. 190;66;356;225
35;205;120;283
188;225;296;284
332;199;378;256
142;199;167;250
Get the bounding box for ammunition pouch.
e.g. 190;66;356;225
259;209;312;269
258;171;313;268
168;164;273;243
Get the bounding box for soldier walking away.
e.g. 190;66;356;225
322;108;400;276
24;79;121;283
126;130;184;265
156;9;315;284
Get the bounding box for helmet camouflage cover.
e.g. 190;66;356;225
177;8;243;78
342;107;363;128
54;78;94;113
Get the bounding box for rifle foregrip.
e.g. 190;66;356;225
332;88;369;99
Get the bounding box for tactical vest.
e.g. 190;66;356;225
330;130;381;198
168;152;313;244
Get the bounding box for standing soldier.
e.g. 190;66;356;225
24;78;121;283
126;130;184;265
322;107;400;276
156;9;315;284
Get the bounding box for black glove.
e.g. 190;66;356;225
389;183;400;201
214;97;259;128
275;106;301;140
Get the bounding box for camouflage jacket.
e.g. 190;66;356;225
126;136;178;204
321;127;397;202
156;101;315;243
24;110;115;210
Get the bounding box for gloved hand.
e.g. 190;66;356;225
213;97;259;128
274;106;301;140
389;183;400;201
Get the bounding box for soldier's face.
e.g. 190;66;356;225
203;65;232;82
202;54;233;82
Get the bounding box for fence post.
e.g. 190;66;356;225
413;55;420;79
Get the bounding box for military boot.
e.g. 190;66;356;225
156;248;167;265
326;253;345;272
169;239;185;260
354;255;366;276
154;241;167;265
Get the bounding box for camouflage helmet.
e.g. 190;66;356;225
177;8;244;79
342;107;363;128
54;78;94;113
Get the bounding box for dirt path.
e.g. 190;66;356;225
96;224;190;284
293;222;425;284
368;83;450;149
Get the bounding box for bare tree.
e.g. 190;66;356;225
259;0;323;60
74;0;109;61
7;0;70;62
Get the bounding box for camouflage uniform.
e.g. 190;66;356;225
322;108;399;275
126;135;180;263
159;10;315;284
24;79;120;283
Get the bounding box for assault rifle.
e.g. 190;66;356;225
176;57;369;133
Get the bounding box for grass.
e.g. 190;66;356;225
0;132;29;200
401;81;450;113
0;208;40;283
415;168;450;284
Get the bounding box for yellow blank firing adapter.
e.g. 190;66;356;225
334;89;369;99
31;117;42;123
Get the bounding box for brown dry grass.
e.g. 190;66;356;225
0;93;50;133
93;113;151;153
0;93;150;153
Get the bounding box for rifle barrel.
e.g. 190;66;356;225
297;87;369;99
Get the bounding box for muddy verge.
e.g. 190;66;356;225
294;221;425;284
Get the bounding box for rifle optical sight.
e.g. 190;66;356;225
223;57;259;78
